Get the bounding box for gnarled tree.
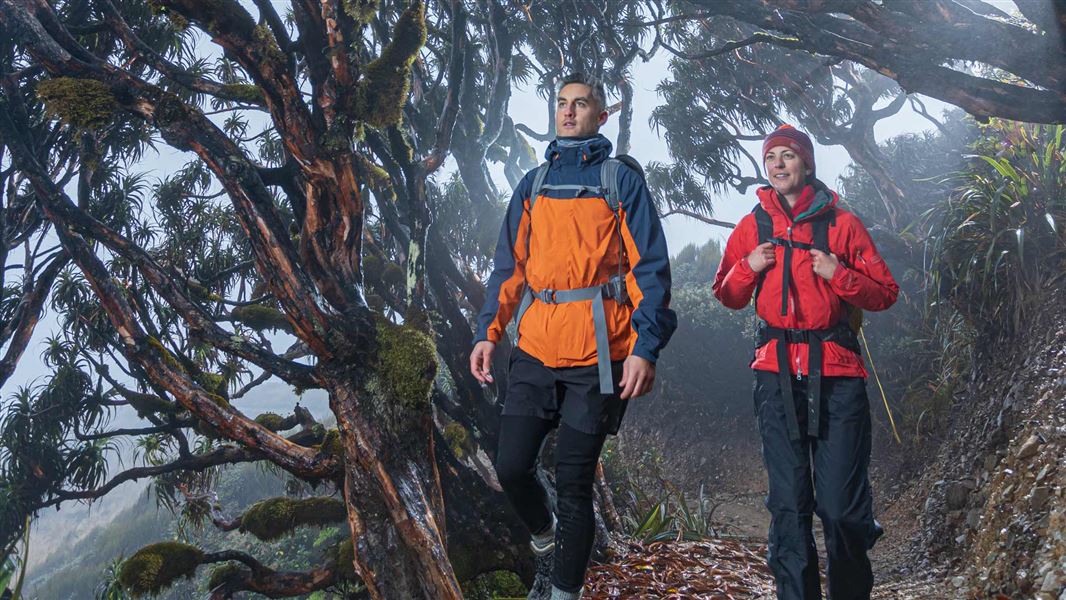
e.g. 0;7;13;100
0;0;540;597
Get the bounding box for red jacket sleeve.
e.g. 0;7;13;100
713;214;761;310
828;212;899;312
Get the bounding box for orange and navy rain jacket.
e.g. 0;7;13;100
713;184;899;378
474;135;677;367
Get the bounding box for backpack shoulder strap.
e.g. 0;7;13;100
600;158;623;212
811;207;835;254
753;204;773;245
528;161;550;213
751;204;775;303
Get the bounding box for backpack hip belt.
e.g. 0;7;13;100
514;274;629;394
756;319;861;441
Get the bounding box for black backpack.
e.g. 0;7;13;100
752;196;863;333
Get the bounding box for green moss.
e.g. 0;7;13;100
219;83;264;104
331;540;358;580
239;496;347;541
196;372;228;399
187;278;213;302
231;305;293;334
486;143;508;163
117;541;204;597
146;337;184;373
518;134;538;169
342;0;379;25
319;428;344;458
356;154;391;189
362;254;383;283
322;117;355;153
348;1;426;127
205;563;241;591
37;77;116;129
373;315;436;412
462;570;527;598
127;392;175;417
443;422;468;458
254;412;288;431
253;24;288;66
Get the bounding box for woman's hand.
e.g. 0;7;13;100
810;248;839;280
746;242;776;273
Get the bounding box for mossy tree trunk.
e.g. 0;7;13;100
0;0;475;597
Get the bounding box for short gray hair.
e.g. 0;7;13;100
558;73;607;112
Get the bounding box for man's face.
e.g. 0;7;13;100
555;83;608;138
764;144;810;198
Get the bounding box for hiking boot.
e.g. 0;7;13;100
529;514;556;556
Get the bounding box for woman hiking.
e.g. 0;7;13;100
713;124;899;600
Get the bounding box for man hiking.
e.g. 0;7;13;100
713;125;899;599
470;73;676;600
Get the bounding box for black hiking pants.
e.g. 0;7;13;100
493;348;626;593
754;370;882;600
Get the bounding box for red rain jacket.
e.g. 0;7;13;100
713;184;899;378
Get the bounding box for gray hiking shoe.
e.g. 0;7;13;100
529;514;556;556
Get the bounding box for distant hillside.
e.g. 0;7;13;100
24;460;347;600
25;478;147;574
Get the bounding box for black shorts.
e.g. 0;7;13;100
502;347;629;435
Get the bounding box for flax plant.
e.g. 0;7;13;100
927;121;1066;339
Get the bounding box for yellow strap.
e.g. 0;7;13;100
860;327;902;444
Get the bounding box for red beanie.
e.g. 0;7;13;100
763;124;815;175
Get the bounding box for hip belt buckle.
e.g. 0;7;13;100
536;288;557;304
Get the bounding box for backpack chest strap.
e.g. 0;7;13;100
767;237;817;251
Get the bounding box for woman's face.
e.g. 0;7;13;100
764;145;810;198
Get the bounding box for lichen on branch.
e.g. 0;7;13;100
347;1;427;127
117;541;204;597
239;496;347;541
36;77;116;129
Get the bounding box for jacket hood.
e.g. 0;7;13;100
545;134;613;166
756;179;838;223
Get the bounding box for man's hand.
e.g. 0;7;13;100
470;341;496;384
810;248;839;281
746;242;776;273
618;355;655;400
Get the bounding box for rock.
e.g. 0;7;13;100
952;576;966;588
1017;434;1042;459
946;481;972;510
1036;464;1051;482
925;494;938;514
984;455;999;471
966;509;982;529
1041;570;1062;593
1030;486;1052;511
